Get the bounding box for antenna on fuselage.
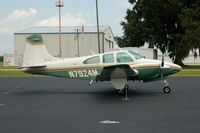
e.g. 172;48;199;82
116;46;122;51
89;49;96;55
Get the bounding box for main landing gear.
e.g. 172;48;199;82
116;84;129;95
116;84;130;100
163;79;171;93
116;89;125;95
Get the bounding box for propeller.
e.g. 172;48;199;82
161;55;164;67
160;54;165;80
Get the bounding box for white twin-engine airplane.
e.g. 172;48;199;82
22;34;182;95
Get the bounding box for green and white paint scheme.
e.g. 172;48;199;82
22;34;182;94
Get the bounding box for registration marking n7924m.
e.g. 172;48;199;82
68;69;99;78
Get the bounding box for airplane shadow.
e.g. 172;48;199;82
12;86;164;102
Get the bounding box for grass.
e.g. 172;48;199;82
183;65;200;69
174;70;200;76
0;61;39;77
0;63;18;69
0;61;200;77
174;65;200;76
0;70;38;77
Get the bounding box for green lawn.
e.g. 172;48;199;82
174;65;200;76
0;61;39;77
183;65;200;69
0;70;37;77
174;70;200;76
0;62;18;69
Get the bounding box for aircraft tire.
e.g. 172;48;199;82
163;86;171;93
116;89;125;95
116;84;129;95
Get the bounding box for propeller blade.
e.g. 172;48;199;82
160;55;165;80
161;55;164;67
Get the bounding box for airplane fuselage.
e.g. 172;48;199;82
24;51;181;82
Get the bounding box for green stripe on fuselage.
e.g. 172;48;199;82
136;67;177;82
137;67;161;81
37;68;103;79
28;66;176;82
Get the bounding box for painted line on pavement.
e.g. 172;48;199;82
99;120;120;124
2;80;30;95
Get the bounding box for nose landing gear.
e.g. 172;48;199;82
163;86;171;93
163;79;171;93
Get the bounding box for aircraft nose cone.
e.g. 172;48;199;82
175;64;182;72
165;62;182;75
171;63;182;73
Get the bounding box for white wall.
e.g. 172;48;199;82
14;34;26;55
104;29;113;51
157;50;200;65
158;55;200;64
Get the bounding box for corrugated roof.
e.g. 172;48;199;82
15;26;109;34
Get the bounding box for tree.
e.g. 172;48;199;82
170;1;200;65
0;56;3;62
118;0;200;66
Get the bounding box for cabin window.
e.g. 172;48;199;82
117;52;134;63
128;50;143;60
103;54;114;63
83;56;100;64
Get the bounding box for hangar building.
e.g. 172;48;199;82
14;26;117;59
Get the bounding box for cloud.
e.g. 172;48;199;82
0;8;37;55
35;12;92;26
6;8;37;22
0;10;92;55
0;8;37;33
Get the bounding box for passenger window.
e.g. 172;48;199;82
128;50;144;60
103;54;114;63
83;56;100;64
117;52;134;63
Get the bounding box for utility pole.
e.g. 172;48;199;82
75;28;80;57
96;0;101;54
56;0;64;58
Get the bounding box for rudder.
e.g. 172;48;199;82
23;34;58;67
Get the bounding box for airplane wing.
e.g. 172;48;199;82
96;64;138;81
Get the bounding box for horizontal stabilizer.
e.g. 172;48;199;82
19;65;47;69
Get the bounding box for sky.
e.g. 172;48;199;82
0;0;131;55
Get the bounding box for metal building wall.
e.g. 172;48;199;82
14;34;26;55
14;32;111;58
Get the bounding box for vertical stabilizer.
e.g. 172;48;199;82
23;34;58;67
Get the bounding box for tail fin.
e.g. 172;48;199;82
23;34;58;67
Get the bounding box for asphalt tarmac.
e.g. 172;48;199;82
0;77;200;133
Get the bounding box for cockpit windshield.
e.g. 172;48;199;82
128;50;144;60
